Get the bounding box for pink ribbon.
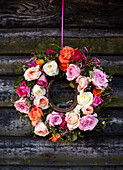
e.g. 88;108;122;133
61;0;64;48
24;53;42;71
90;57;100;65
82;47;88;71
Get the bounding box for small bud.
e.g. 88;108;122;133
36;59;44;66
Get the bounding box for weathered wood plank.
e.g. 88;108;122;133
0;28;123;38
0;166;123;170
0;0;123;28
0;108;122;136
0;136;123;166
0;55;123;75
0;76;122;107
0;37;123;55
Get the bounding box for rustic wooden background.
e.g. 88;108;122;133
0;0;123;169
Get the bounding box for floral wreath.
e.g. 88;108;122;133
11;46;113;143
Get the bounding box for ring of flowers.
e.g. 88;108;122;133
12;46;113;143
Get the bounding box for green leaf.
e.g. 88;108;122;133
69;82;75;88
72;133;78;142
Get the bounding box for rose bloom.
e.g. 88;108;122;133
46;111;62;127
76;76;89;92
16;81;30;97
59;63;69;72
46;48;56;56
65;110;80;130
43;61;59;76
79;113;98;131
77;91;93;108
32;84;46;96
59;46;75;64
28;106;43;126
92;69;108;89
71;49;82;62
34;121;49;137
92;96;103;107
49;133;61;142
82;106;94;115
93;88;101;97
36;59;44;66
36;74;48;87
24;66;41;81
14;98;30;114
66;64;81;81
60;116;68;129
34;95;49;110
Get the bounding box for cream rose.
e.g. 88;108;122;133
76;76;89;92
34;121;49;137
77;91;93;108
32;84;46;96
34;95;49;110
43;61;59;76
24;66;41;81
65;110;80;130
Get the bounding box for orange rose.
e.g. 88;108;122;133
49;133;61;142
28;106;43;126
93;89;101;97
36;59;44;66
59;46;75;64
59;63;69;72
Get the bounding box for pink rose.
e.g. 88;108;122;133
60;116;68;129
34;121;49;137
76;76;89;92
36;74;48;87
66;64;81;81
46;111;62;127
92;69;108;89
71;50;82;62
82;106;94;115
34;95;49;110
79;113;98;131
46;49;56;56
24;66;41;81
92;96;103;107
14;98;30;114
16;81;30;97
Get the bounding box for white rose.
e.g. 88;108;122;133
65;110;80;130
43;61;59;76
77;91;93;108
24;66;41;81
34;95;49;110
34;121;49;137
32;84;46;96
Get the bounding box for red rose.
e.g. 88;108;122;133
60;116;68;129
71;50;82;62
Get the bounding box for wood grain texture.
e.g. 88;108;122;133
0;136;123;166
1;166;123;170
0;108;122;136
0;37;123;55
0;76;122;107
0;0;123;28
0;28;123;38
0;55;123;75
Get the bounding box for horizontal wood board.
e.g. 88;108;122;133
0;136;123;166
0;0;123;28
0;55;123;75
0;36;123;55
0;76;122;107
0;108;122;136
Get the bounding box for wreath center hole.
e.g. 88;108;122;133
49;78;76;109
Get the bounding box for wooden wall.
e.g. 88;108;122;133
0;0;123;169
